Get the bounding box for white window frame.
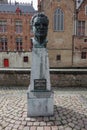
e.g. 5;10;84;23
16;37;22;51
77;21;85;36
0;20;7;33
0;37;7;51
54;8;64;31
15;20;22;33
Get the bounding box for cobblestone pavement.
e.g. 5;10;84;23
0;86;87;130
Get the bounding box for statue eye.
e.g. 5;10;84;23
35;23;40;26
43;23;47;27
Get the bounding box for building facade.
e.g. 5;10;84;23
38;0;75;68
0;0;87;68
73;0;87;67
0;0;8;4
0;3;36;68
38;0;87;68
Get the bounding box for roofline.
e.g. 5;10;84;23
77;0;84;10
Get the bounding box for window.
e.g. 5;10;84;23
54;8;64;31
30;21;33;33
23;56;28;62
84;39;87;42
56;55;61;61
0;20;7;33
15;20;22;33
77;21;85;36
0;37;7;51
85;5;87;15
16;37;22;51
81;52;86;59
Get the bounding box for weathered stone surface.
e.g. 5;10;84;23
27;92;54;117
0;87;87;130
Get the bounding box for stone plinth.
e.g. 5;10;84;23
27;47;54;117
27;91;54;116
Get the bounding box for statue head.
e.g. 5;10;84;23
31;13;49;44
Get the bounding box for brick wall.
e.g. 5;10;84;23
0;70;87;87
42;0;74;67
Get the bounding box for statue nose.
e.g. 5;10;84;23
40;24;43;28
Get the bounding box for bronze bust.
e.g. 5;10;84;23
31;13;49;48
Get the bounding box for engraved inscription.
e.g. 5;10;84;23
34;79;46;90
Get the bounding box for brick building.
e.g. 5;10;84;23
38;0;87;68
73;0;87;67
0;2;36;68
0;0;87;68
38;0;75;68
0;0;8;4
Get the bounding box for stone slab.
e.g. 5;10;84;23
27;89;54;98
27;91;54;117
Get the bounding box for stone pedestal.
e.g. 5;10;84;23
27;91;54;116
27;48;54;117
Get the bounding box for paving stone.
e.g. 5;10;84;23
18;125;24;130
51;126;58;130
68;123;75;128
27;122;33;126
0;87;87;130
47;121;54;126
61;119;67;125
65;126;73;130
37;127;44;130
4;126;12;130
12;129;18;130
24;126;30;130
30;118;36;122
81;128;87;130
26;118;31;121
43;117;49;122
74;125;81;130
44;126;51;130
8;123;14;128
13;124;19;129
33;122;40;126
21;121;27;126
58;126;64;130
10;119;16;124
84;125;87;129
30;126;36;130
39;121;46;126
15;120;21;125
49;117;55;121
54;121;61;125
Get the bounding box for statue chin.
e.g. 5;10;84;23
35;35;46;43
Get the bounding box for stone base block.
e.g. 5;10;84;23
27;91;54;117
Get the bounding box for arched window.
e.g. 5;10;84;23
54;8;64;31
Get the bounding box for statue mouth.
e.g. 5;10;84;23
37;30;47;34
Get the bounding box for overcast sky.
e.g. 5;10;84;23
8;0;38;10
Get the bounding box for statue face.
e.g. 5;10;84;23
33;16;48;40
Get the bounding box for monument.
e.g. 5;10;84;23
27;13;54;116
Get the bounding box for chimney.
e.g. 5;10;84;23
38;0;41;12
31;0;33;6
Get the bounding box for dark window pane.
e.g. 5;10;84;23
77;21;85;36
23;56;28;62
81;52;86;59
56;55;61;60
